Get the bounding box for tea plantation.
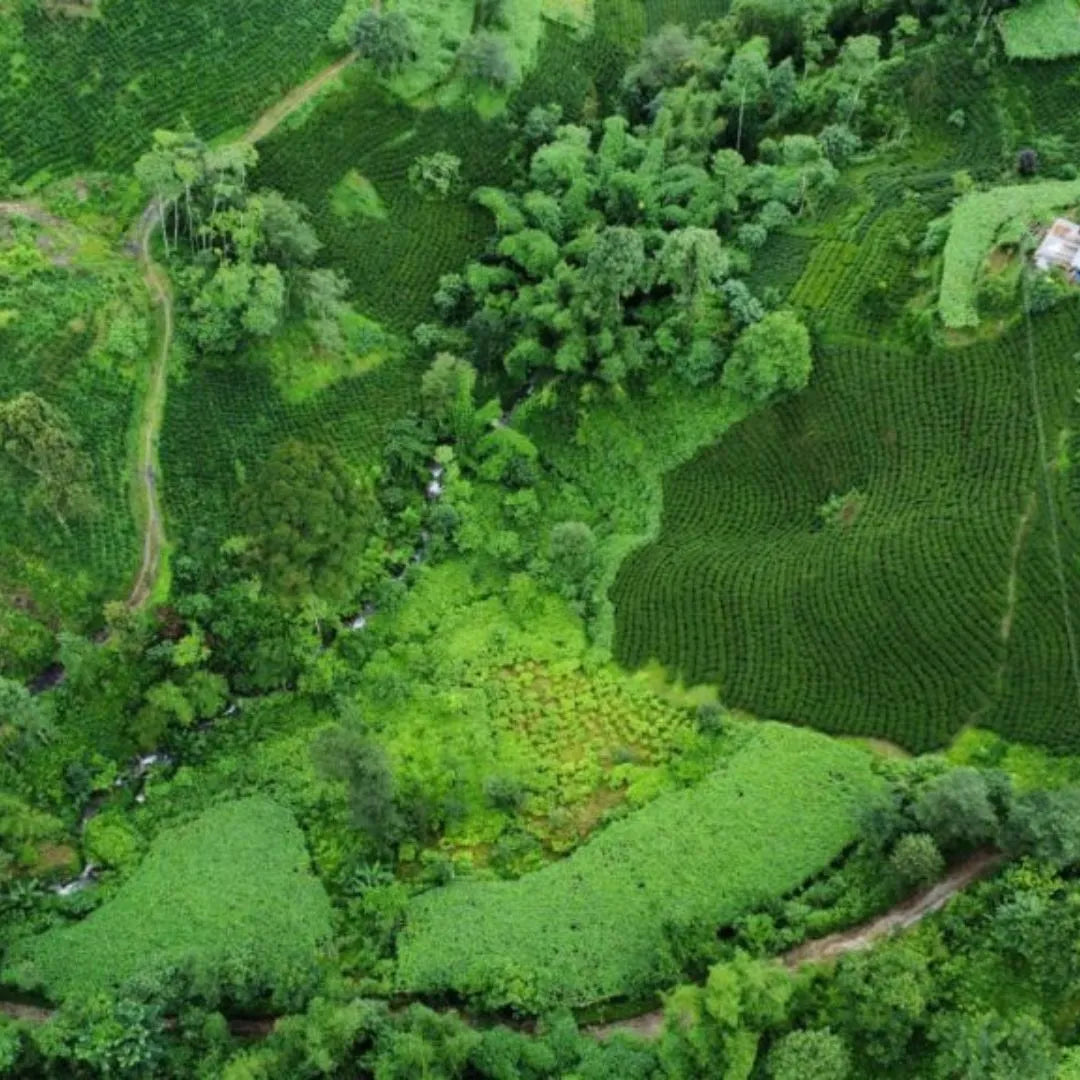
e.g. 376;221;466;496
6;1;1080;1077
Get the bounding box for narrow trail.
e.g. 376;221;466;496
589;849;1003;1043
123;50;358;609
0;201;67;228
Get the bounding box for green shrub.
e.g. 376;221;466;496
396;723;880;1011
8;798;332;1003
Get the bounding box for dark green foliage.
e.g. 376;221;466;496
312;726;401;857
253;71;510;329
929;1010;1057;1080
1004;787;1080;867
0;0;340;181
613;304;1080;752
913;767;1000;852
351;11;418;76
0;391;95;524
238;439;373;606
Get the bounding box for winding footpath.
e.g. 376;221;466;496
123;52;357;608
588;849;1003;1042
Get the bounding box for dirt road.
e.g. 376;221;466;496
590;849;1003;1042
123;51;357;608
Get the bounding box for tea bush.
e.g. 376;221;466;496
613;303;1080;752
0;0;339;182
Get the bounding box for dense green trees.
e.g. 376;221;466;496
237;440;373;607
136;130;354;358
0;392;95;524
329;6;417;75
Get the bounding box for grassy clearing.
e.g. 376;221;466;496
396;722;880;1012
999;0;1080;59
7;798;332;1002
940;179;1080;328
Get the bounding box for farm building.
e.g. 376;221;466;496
1033;217;1080;278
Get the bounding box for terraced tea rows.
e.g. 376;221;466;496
254;72;511;330
1;0;338;180
612;303;1080;752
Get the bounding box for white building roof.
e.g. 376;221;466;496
1034;217;1080;271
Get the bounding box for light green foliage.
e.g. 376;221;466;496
408;152;462;198
889;832;945;888
721;309;812;404
939;179;1080;328
396;723;879;1010
9;798;332;1001
767;1029;852;1080
999;0;1080;60
344;561;708;860
331;170;388;222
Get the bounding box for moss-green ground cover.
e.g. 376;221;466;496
7;797;332;1002
396;722;880;1011
999;0;1080;60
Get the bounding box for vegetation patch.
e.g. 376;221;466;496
396;722;880;1011
939;178;1080;328
7;797;332;1002
999;0;1080;60
330;169;388;222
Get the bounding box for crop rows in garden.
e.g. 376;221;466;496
254;73;512;330
789;188;930;342
986;308;1080;750
396;722;878;1012
1;0;339;181
486;660;694;843
612;304;1080;752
